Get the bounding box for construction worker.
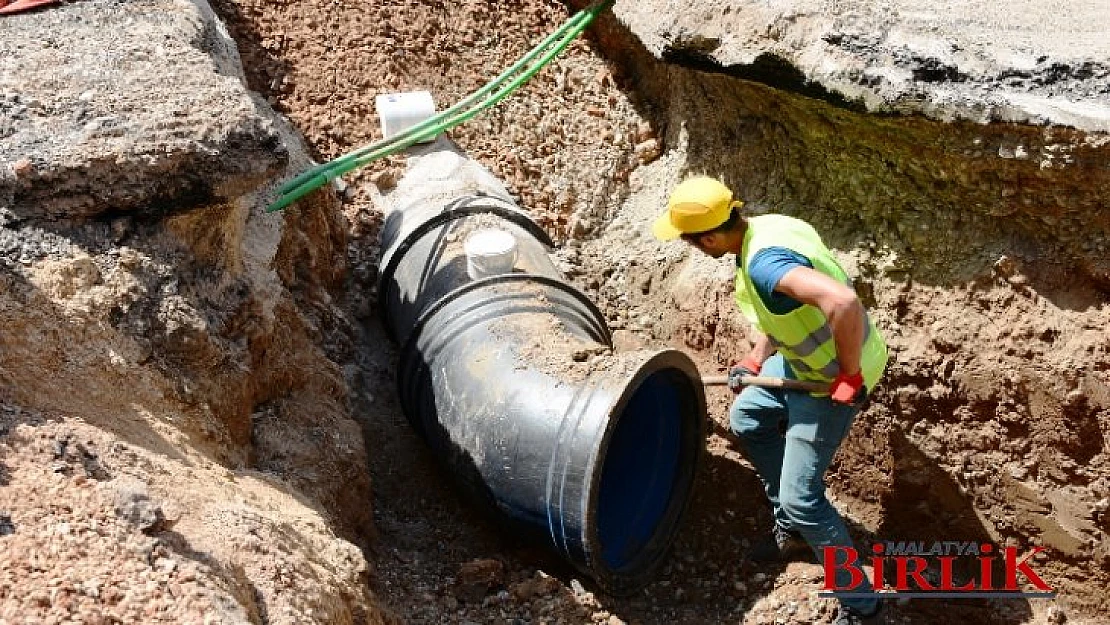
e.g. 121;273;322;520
653;176;887;625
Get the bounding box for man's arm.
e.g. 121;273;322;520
773;266;865;376
746;330;776;365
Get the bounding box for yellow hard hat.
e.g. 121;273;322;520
652;176;743;241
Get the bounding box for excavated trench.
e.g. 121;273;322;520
206;2;1109;624
577;11;1110;622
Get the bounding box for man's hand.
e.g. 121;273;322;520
830;370;865;405
728;355;763;394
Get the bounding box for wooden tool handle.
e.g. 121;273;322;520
701;374;827;393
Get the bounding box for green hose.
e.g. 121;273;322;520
267;0;614;213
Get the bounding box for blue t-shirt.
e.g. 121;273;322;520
743;247;812;314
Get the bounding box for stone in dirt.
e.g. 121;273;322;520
454;558;506;603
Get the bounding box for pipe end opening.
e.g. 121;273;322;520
592;357;705;593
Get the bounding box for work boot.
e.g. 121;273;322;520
748;523;810;563
831;603;883;625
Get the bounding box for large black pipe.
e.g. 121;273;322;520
376;139;706;594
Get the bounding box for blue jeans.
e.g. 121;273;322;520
729;353;877;613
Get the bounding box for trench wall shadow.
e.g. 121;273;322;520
707;405;1037;625
1;0;382;590
0;205;366;550
580;2;1110;309
841;426;1036;624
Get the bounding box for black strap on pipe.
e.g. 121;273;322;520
394;272;615;440
398;272;614;361
377;194;556;342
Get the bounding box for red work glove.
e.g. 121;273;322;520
830;370;866;405
727;355;763;395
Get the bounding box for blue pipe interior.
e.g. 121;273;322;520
597;370;685;569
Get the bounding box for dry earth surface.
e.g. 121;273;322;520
1;0;1107;624
212;1;1109;625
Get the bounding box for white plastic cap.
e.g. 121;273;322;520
375;91;437;143
464;229;518;280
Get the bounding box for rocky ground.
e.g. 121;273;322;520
211;1;1109;624
1;0;1106;623
2;1;383;622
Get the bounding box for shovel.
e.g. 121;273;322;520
701;374;827;393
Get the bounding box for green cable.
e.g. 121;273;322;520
270;1;610;211
331;13;599;179
276;4;593;197
268;0;613;213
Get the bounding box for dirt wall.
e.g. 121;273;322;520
1;1;387;622
573;7;1110;619
5;0;1107;623
209;0;1109;622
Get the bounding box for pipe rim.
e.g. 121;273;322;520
582;348;707;594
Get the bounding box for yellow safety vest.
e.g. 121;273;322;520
733;215;888;392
